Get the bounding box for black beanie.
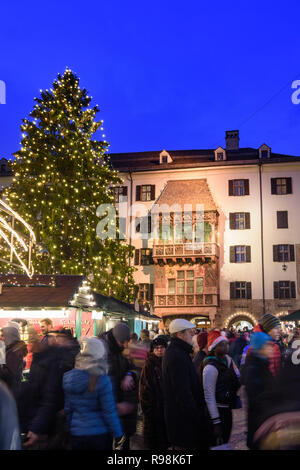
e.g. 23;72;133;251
151;336;168;351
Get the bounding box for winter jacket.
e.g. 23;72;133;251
17;342;79;435
193;350;207;376
98;329;138;436
4;340;27;395
63;368;122;438
0;380;21;450
229;336;248;368
162;337;209;450
139;353;168;450
247;324;281;377
242;350;276;449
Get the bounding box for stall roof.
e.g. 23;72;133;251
280;310;300;322
0;274;84;308
93;292;160;321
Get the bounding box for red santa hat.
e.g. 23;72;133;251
208;330;228;352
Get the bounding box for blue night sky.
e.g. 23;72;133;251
0;0;300;158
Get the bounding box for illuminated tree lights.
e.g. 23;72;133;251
3;68;135;302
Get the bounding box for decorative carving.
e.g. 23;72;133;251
205;265;218;287
157;295;166;306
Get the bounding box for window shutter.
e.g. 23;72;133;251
277;211;288;229
136;185;141;201
151;185;155;200
246;282;252;299
230;282;235;299
291;281;296;298
150;284;154;301
134;249;140;265
134;284;139;299
228;180;234;196
246;246;251;262
229;213;235;229
245;213;250;229
271;178;277;195
274;282;279;299
230;246;236;263
146;285;150;301
244;179;249;195
290;245;295;262
286;178;292;194
273;245;279;262
148;215;152;233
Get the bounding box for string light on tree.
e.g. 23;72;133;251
3;68;135;301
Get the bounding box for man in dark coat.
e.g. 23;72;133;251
139;336;168;450
242;332;276;449
162;319;209;450
40;318;53;346
19;328;79;449
229;331;248;368
99;323;138;451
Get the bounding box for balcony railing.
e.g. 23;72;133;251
153;242;219;258
155;294;218;307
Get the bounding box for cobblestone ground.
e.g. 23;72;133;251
131;388;248;450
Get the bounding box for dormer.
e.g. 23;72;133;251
259;144;271;159
159;150;172;164
214;146;226;161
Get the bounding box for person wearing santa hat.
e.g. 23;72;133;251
202;330;241;446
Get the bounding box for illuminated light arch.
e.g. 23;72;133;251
0;199;37;277
224;311;258;329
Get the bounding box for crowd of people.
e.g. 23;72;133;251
0;313;300;450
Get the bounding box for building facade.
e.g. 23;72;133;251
109;130;300;329
1;130;300;329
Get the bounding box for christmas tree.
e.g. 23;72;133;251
3;68;135;301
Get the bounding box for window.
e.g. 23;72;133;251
136;215;152;234
261;150;268;158
230;246;251;263
138;284;154;301
168;279;176;295
140;249;153;265
277;211;288;229
134;249;154;265
168;271;204;296
230;282;252;299
271;178;292;195
273;245;294;262
228;179;249;196
217;152;224;161
162;155;168;163
229;213;250;230
136;185;155;201
113;186;127;203
234;180;244;196
274;281;296;299
278;245;289;262
235;246;245;262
